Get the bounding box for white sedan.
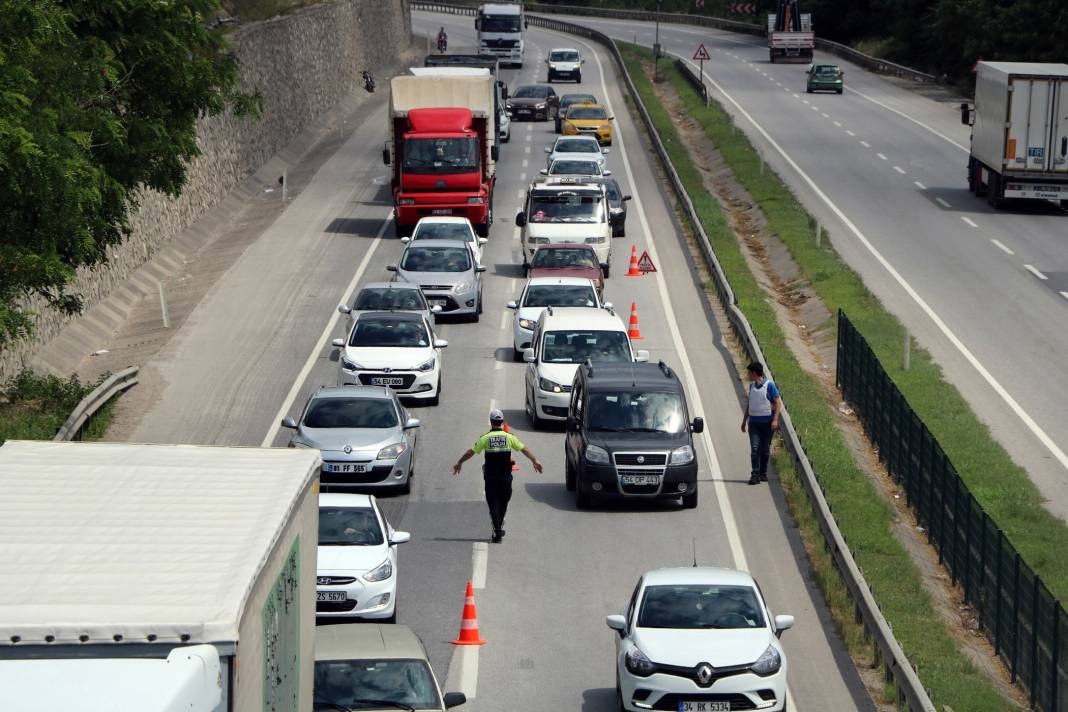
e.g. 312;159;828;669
544;135;608;170
607;567;793;712
541;158;610;178
506;276;608;359
403;216;488;264
316;493;410;622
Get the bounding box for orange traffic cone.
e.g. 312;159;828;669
451;581;487;646
626;244;641;277
628;302;643;340
503;422;520;471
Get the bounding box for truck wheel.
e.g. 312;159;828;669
475;221;489;238
394;222;410;238
769;53;776;64
565;459;577;492
987;172;1003;209
682;487;698;509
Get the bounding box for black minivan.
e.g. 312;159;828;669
564;361;703;509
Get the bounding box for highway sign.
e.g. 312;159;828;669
695;0;705;8
729;2;757;13
693;44;711;62
636;250;657;273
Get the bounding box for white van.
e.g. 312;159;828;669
515;177;612;273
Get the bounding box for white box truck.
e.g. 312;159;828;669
963;61;1068;208
0;440;321;712
476;3;524;67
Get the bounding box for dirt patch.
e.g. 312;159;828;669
643;59;1028;710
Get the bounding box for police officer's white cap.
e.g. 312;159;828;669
489;408;505;422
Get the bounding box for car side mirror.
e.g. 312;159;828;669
602;170;612;176
478;237;488;245
507;300;519;309
608;116;614;121
602;148;610;154
523;348;536;363
390;531;412;545
404;417;421;429
475;265;487;273
331;338;345;348
400;237;410;244
539;168;548;175
634;350;650;363
386;265;397;272
581;58;587;64
691;417;705;434
280;416;298;429
337;304;352;315
434;338;449;349
443;692;467;709
515;211;526;227
774;614;795;638
430;304;443;313
544;58;549;64
622;195;632;202
382;143;391;165
606;614;627;636
544;146;552;153
603;301;613;310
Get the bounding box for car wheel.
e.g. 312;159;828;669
394;221;410;238
614;225;625;238
806;87;813;93
682;487;698;509
555;118;562;133
836;88;843;94
530;400;545;430
384;607;397;624
576;72;582;82
565;458;576;492
477;291;484;315
399;473;412;495
616;671;626;711
427;377;441;406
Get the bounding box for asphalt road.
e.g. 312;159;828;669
565;15;1068;523
116;10;874;710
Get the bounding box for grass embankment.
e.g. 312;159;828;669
0;371;115;445
619;43;1015;710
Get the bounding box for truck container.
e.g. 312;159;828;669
963;61;1068;208
423;54;511;143
476;3;524;67
767;0;814;64
385;72;498;238
0;440;321;712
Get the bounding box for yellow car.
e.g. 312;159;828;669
560;103;614;145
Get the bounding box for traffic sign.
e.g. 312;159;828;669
729;2;757;13
636;250;657;273
693;43;711;62
695;0;705;8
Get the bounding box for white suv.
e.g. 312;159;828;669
516;178;612;271
523;306;648;427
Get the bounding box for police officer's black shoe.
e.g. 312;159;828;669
491;530;502;543
497;529;505;540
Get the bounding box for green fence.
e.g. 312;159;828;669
837;310;1067;711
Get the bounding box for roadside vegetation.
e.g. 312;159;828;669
619;42;1017;710
0;371;115;444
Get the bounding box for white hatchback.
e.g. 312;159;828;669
544;135;608;170
607;567;793;712
316;493;410;622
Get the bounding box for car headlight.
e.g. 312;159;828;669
750;645;781;677
584;236;605;244
584;444;610;465
414;356;436;372
624;645;656;677
377;442;407;460
505;101;513;109
363;558;393;582
538;376;564;393
341;356;363;371
518;318;536;330
535;102;547;109
453;281;473;294
669;445;695;465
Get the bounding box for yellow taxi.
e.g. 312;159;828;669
560;103;614;145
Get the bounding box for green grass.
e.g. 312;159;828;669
0;371;116;444
619;43;1017;711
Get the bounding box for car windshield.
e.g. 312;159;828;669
314;659;440;710
304;398;399;429
815;65;840;76
523;284;597;308
562;95;596;107
349;319;429;348
567;107;607;120
412;222;474;243
353;288;427;312
514;85;548;98
400;246;472;273
528;193;604;223
318;507;384;546
638;584;766;630
555;139;600;154
402;138;479;174
531;248;599;270
550;50;580;62
542;330;630;363
549;160;599;175
587;392;686;433
480;16;521;32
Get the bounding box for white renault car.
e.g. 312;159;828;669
316;493;410;622
507;276;607;360
544;135;608;170
607;567;793;712
333;311;447;406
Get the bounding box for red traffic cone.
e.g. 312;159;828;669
626;244;641;277
628;302;643;340
451;581;487;646
502;422;520;471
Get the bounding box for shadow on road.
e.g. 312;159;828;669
581;687;617;711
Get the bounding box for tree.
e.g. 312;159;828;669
0;0;258;345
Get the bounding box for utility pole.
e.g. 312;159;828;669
654;0;662;81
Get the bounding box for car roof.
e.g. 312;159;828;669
579;361;682;390
535;243;599;252
562;93;596;100
314;623;429;662
358;282;420;291
567;103;605;111
312;385;394;400
640;567;757;588
550;47;579;53
526;276;599;287
402;238;473;248
533;177;603;191
540;306;624;329
354;311;425;323
553;136;599;146
414;216;473;225
318;492;375;508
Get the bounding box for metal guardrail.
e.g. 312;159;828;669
53;366;139;442
412;3;938;710
675;57;710;105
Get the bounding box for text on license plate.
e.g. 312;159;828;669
622;474;660;485
371;377;404;386
317;591;347;602
428;299;447;307
678;702;730;712
324;463;367;473
431;209;452;215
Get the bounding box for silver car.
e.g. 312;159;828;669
282;385;421;494
388;239;486;321
338;282;441;324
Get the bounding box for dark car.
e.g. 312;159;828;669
556;93;597;132
595;178;632;237
526;244;605;297
507;84;560;121
564;361;704;509
806;63;843;94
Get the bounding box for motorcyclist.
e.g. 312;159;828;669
437;27;448;52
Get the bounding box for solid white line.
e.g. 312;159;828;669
860;140;871;148
846;85;969;153
472;542;489;589
893;166;907;175
681;54;1068;478
991;239;1014;255
962;216;979;228
833;120;842;128
914;181;927;190
845;130;856;137
1025;264;1048;280
935;197;951;208
260;213;389;447
876;152;888;161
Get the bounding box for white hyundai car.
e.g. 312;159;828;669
316;493;410;622
507;276;608;360
607;567;793;712
544;135;608;170
333;311;447;406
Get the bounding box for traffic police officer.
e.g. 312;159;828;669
453;409;543;542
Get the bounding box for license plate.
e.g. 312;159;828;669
431;209;452;215
621;474;660;485
317;591;347;602
324;463;367;473
371;377;404;386
678;703;730;712
428;299;447;307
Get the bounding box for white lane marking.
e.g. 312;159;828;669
499;310;510;330
860;140;871;148
472;542;489;589
1060;291;1068;301
833;120;842;127
802;99;810;105
821;113;830;119
516;187;525;199
489;397;497;411
962;216;979;228
1025;264;1048;280
494;360;504;371
811;106;819;112
935;197;951;208
793;93;800;99
522;158;529;168
526;123;533;132
876;152;888;161
521;173;528;181
846;85;969;153
914;181;927;190
444;645;479;701
991;239;1014;255
893;166;907;175
525;133;532;142
681;54;1068;478
846;130;856;137
260;214;389;447
524;145;531;154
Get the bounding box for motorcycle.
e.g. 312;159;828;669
362;70;375;93
437;36;447;53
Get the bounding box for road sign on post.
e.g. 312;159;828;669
693;44;711;102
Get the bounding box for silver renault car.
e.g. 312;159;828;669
388;239;486;321
282;385;421;494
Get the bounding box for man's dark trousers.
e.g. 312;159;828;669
748;421;773;480
484;474;513;532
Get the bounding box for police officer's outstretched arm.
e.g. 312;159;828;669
452;448;475;476
519;444;544;473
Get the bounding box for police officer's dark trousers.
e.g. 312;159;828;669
484;473;513;532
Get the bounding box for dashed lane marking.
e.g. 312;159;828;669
991;239;1014;255
962;216;979;228
821;113;830;118
1025;264;1048;280
846;130;856;137
499;310;510;330
833;120;842;127
914;181;927;190
522;158;528;168
860;140;871;148
936;197;951;208
1060;291;1068;301
876;152;888;161
893;166;907;175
